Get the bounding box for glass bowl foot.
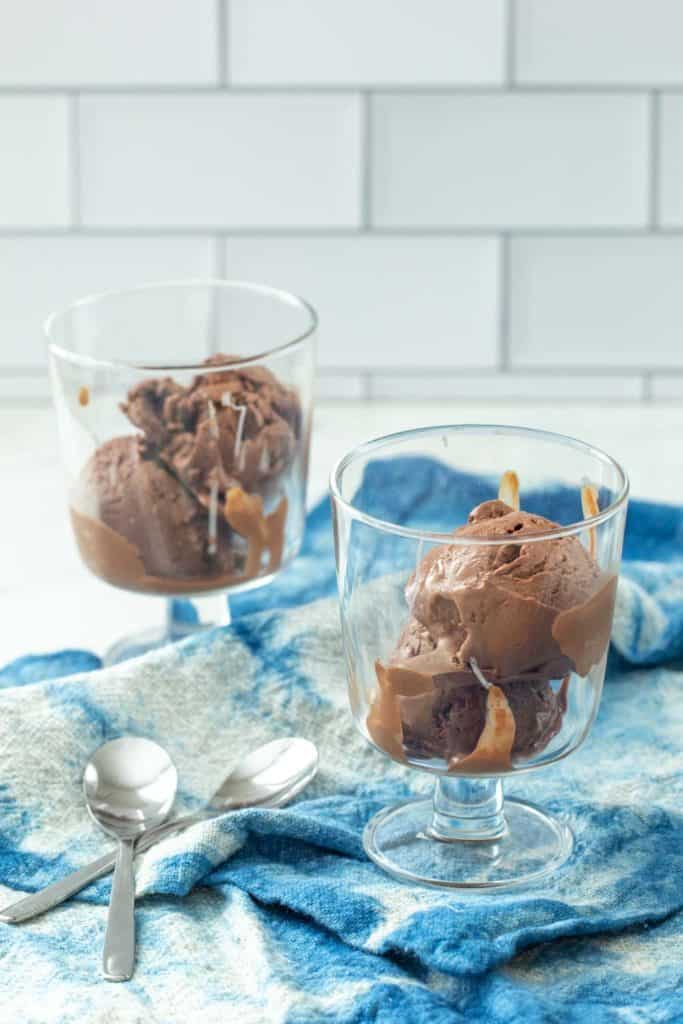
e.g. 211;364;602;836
103;626;202;665
364;796;573;890
103;595;229;665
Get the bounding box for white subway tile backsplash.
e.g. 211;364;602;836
223;235;500;370
0;0;217;86
0;237;213;368
509;237;683;368
79;94;362;228
370;372;643;401
651;376;683;400
372;94;649;228
229;0;505;85
658;95;683;226
516;0;683;85
0;6;675;406
0;97;70;227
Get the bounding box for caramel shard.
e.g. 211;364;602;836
498;470;520;511
581;482;599;558
449;684;516;773
224;486;288;577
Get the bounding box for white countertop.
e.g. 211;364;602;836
1;400;680;666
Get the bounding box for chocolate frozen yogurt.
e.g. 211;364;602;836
368;476;617;774
70;355;302;594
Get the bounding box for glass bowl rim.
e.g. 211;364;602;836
44;277;318;373
329;423;630;546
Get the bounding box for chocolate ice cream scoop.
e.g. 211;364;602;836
406;498;616;679
69;354;301;594
368;646;567;769
72;435;234;582
122;354;301;505
367;491;617;774
399;676;566;764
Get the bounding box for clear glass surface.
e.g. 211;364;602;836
47;280;316;663
331;425;628;888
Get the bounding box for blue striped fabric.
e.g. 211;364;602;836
1;460;682;1021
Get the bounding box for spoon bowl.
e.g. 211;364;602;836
210;737;318;810
84;736;177;982
84;736;178;839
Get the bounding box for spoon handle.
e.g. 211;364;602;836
1;851;119;924
103;839;136;982
0;813;205;925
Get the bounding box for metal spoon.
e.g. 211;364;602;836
84;737;177;982
0;737;318;926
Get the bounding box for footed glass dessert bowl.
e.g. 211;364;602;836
47;280;316;664
331;425;628;889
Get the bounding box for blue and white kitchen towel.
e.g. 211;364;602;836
1;458;683;1023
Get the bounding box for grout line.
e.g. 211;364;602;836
218;0;229;86
487;365;683;376
3;225;683;239
505;0;516;87
1;366;682;389
319;366;677;377
0;390;649;407
0;365;651;378
361;92;372;229
67;93;81;228
364;225;655;237
649;91;660;228
0;226;364;238
0;83;677;96
363;393;648;406
498;234;511;370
